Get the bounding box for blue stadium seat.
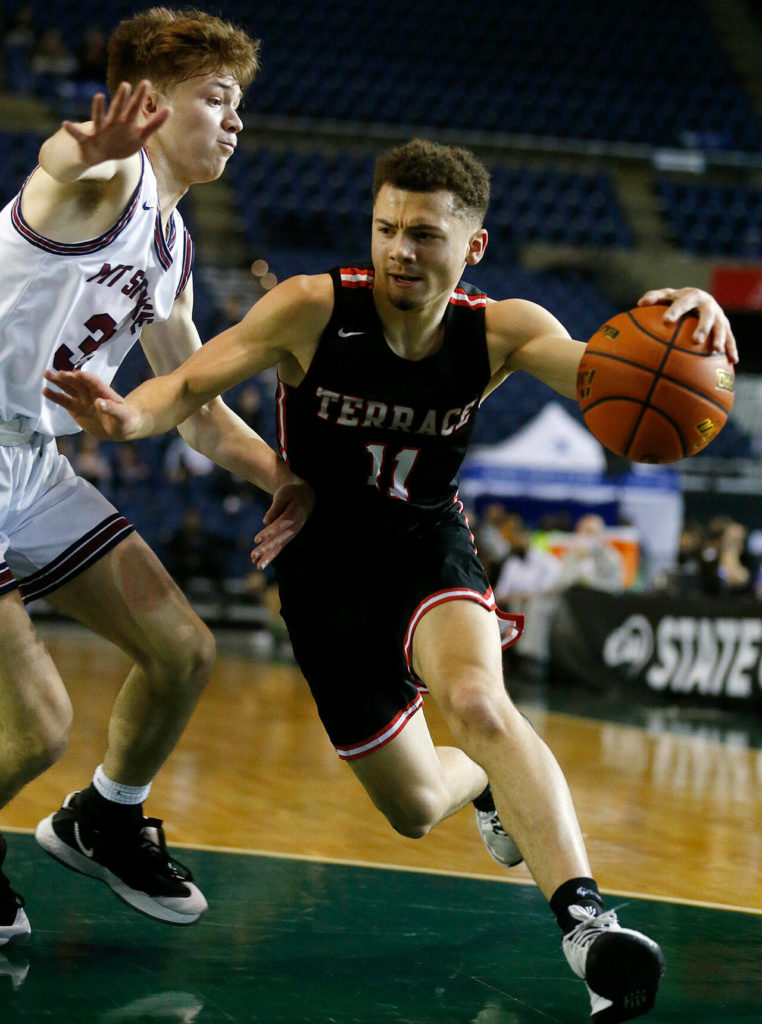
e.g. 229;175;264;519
655;178;762;258
7;0;758;151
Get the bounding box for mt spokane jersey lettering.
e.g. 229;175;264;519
276;264;491;551
0;150;193;436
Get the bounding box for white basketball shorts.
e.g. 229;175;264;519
0;434;133;602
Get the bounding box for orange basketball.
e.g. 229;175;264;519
576;305;735;464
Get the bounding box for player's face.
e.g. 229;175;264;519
155;71;243;185
371;185;486;311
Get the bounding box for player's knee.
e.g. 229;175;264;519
442;679;509;744
181;620;216;684
147;618;216;693
384;787;442;839
18;694;73;777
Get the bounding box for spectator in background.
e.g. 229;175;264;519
234;384;262;435
495;520;562;667
494;519;562;607
700;517;759;597
555;513;625;593
30;27;76;100
58;26;108;113
74;434;112;496
656;520;705;596
3;4;36;94
162;506;225;598
163;433;216;495
472;502;513;586
112;445;152;505
72;27;108;91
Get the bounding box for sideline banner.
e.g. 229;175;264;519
549;587;762;707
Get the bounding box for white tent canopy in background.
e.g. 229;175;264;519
460;402;683;581
469;401;607;472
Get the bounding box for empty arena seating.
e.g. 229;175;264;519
4;0;760;151
228;146;634;259
655;178;762;258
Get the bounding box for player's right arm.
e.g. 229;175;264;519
22;82;170;240
43;273;334;441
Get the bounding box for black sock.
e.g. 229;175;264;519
79;785;144;831
473;783;495;812
549;877;605;933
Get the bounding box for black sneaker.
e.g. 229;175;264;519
0;833;31;946
35;792;207;925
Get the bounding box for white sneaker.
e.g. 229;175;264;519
474;807;523;867
562;905;665;1023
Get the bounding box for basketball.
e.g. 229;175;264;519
576;305;735;464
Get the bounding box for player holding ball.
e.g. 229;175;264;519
44;139;736;1024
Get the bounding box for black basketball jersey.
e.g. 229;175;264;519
276;263;492;542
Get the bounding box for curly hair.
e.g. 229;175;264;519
372;139;491;222
107;7;260;96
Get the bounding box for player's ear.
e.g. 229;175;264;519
142;83;163;116
466;227;488;266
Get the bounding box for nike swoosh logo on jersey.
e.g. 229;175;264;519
337;328;365;337
74;822;94;858
142;201;153;211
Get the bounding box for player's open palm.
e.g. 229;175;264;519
43;369;142;440
251;481;316;569
63;80;171;167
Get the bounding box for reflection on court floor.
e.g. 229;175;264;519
1;833;760;1023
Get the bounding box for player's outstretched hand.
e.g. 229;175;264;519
638;286;738;363
250;480;316;570
62;80;171;167
43;369;143;440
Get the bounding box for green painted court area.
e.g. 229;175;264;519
1;833;759;1023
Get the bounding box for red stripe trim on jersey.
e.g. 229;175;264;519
496;609;525;650
340;267;374;289
18;514;134;605
153;212;176;269
335;693;424;760
276;378;289;463
450;287;487;308
0;563;19;597
11;154;144;256
403;585;498;678
403;586;525;681
174;228;194;298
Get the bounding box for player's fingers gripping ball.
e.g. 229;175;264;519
576;305;735;464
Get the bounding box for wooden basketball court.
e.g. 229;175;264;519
1;623;760;1021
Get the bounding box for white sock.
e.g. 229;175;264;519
93;764;152;806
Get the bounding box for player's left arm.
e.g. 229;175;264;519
139;280;314;567
637;286;738;363
483;298;584;400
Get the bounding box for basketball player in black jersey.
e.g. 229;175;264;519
45;139;737;1023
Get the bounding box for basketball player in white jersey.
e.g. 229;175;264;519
0;8;313;944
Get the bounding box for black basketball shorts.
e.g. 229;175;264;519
276;503;521;760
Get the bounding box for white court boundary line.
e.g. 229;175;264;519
5;823;760;918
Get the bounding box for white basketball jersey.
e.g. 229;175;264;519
0;150;193;436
